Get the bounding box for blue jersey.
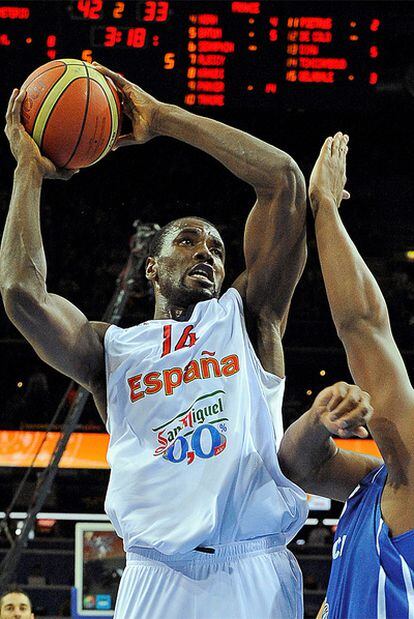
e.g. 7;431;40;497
324;465;414;619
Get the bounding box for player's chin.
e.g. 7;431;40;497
186;277;216;294
183;283;217;302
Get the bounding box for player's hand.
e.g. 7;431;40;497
310;382;373;438
92;62;163;147
308;132;350;216
4;89;78;181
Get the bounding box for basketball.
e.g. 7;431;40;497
20;58;122;169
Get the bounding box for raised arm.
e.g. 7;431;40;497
278;382;379;502
0;90;108;420
308;133;414;517
94;63;307;375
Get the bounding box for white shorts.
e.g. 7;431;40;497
114;535;303;619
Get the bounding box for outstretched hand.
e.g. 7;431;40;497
4;89;78;181
310;382;373;439
309;132;350;216
92;62;163;148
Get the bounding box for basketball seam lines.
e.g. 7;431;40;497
89;80;114;165
61;61;91;169
38;77;86;157
25;63;68;137
22;61;85;92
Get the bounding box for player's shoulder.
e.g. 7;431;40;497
348;463;386;504
218;286;243;307
90;321;112;342
362;463;386;486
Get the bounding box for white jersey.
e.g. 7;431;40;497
104;287;308;555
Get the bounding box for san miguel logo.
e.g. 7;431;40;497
152;390;229;465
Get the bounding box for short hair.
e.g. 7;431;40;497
0;587;32;610
148;217;219;257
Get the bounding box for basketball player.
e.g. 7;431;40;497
1;80;370;618
279;132;414;618
0;588;34;619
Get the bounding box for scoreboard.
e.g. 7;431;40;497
0;1;411;109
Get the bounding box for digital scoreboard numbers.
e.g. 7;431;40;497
0;0;401;110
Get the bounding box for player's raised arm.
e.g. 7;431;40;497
94;63;307;377
0;89;108;420
278;381;380;501
309;133;414;518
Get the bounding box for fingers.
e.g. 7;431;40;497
326;381;349;413
342;190;351;200
326;384;373;438
322;132;349;158
333;398;372;429
60;168;80;180
112;133;136;149
329;384;363;418
12;88;26;118
44;166;80;181
92;62;130;89
331;131;342;157
321;136;333;157
5;89;19;124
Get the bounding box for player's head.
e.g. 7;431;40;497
0;588;34;619
146;217;225;307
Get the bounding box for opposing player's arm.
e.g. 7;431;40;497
0;89;108;420
309;134;414;494
278;382;381;502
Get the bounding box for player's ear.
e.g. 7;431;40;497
146;256;158;282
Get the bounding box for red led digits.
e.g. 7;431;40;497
46;34;57;59
143;1;169;22
126;28;146;48
113;2;125;19
76;0;103;20
370;19;380;32
104;26;122;47
164;52;175;69
82;49;93;62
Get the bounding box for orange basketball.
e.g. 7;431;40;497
20;58;122;169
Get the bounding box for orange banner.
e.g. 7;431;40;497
0;431;110;469
0;431;382;469
335;438;381;458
